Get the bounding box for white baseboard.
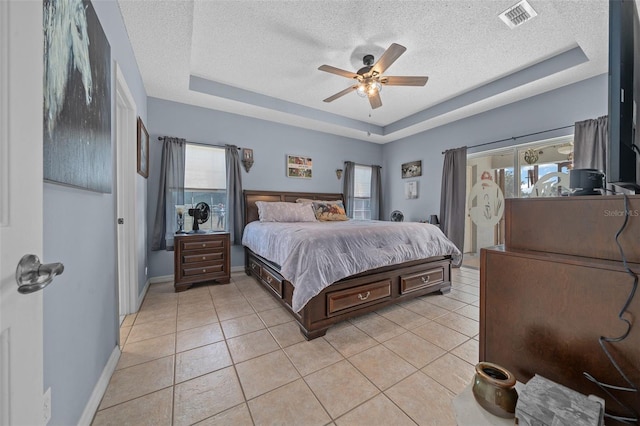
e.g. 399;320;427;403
77;345;121;426
135;278;150;312
149;274;173;284
149;269;245;281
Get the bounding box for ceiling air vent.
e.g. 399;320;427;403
499;0;538;29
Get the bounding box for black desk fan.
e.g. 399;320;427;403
188;202;210;233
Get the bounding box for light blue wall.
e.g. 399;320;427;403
381;74;609;223
147;97;383;277
42;1;147;425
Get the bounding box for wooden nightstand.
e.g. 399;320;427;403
173;232;230;292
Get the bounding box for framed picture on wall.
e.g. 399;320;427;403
286;154;313;179
405;181;418;199
137;117;149;178
401;160;422;179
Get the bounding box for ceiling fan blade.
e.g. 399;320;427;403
371;43;407;76
369;91;382;109
323;85;357;102
381;76;429;86
318;65;359;79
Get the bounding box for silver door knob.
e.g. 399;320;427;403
15;254;64;294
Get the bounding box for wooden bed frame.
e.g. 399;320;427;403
243;190;453;339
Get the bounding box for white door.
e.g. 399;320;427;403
0;2;46;425
115;65;138;321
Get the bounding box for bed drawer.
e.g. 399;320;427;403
327;280;391;315
400;267;444;294
261;267;283;296
248;258;262;276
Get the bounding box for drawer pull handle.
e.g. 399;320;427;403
421;276;431;283
202;269;207;273
358;291;370;301
266;276;273;283
202;243;206;247
202;256;206;260
252;264;258;270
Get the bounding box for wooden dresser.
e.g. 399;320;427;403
174;232;230;292
480;195;640;420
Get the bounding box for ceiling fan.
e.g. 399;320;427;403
318;43;428;109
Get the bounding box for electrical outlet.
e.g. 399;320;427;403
43;387;51;424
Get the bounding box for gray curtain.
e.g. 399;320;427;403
440;146;467;266
226;145;244;245
151;137;186;251
370;165;382;220
574;116;608;172
342;161;355;217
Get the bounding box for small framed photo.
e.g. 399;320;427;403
405;181;418;199
401;160;422;179
137;117;149;178
286;154;313;179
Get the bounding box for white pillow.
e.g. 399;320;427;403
256;201;317;222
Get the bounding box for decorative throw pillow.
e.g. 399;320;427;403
296;198;342;205
312;201;349;221
256;201;317;222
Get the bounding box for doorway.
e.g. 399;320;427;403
115;64;138;324
463;136;574;268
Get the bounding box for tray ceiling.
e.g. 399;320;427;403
117;0;610;143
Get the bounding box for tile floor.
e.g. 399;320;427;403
92;267;480;425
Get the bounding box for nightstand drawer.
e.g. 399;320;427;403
183;263;224;277
327;280;391;315
182;239;225;251
183;251;224;264
400;267;444;294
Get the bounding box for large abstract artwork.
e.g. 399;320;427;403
44;0;112;193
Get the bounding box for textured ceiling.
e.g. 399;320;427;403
117;0;610;143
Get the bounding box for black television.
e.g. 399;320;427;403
608;0;640;192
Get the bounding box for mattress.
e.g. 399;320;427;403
242;220;461;312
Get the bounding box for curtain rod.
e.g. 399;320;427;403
344;161;382;168
441;124;575;154
157;136;241;150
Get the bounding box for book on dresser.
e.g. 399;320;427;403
173;232;230;292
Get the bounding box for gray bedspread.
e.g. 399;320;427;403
242;220;461;312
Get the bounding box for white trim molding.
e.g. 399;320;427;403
149;274;174;285
0;0;10;227
77;346;120;426
136;279;150;312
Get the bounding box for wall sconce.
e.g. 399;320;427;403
335;169;343;180
242;148;254;173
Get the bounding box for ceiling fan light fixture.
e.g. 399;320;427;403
356;80;381;97
318;43;427;107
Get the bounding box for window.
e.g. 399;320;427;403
353;165;372;220
181;144;226;232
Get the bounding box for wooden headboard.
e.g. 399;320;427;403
243;190;344;225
